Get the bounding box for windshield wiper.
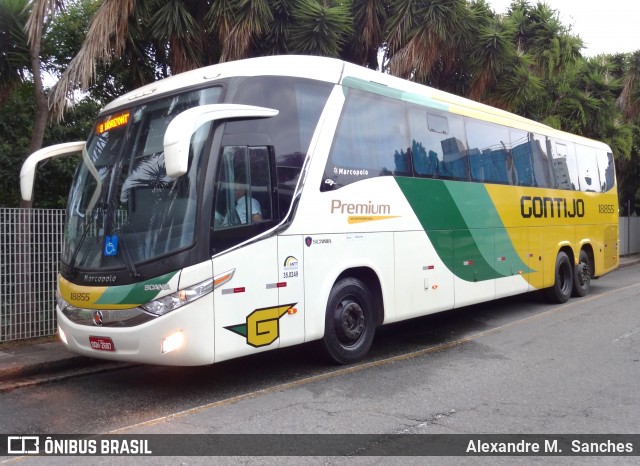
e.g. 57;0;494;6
117;230;141;279
67;204;103;278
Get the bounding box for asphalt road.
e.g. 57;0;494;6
1;264;639;464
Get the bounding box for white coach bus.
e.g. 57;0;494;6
21;55;618;366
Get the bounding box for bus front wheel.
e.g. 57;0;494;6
544;251;573;304
322;277;375;365
572;249;592;297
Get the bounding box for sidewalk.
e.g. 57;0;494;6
1;254;639;389
0;337;129;391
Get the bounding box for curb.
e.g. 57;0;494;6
0;355;132;393
618;256;640;269
0;354;119;383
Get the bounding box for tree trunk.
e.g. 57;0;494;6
16;20;50;335
27;29;48;157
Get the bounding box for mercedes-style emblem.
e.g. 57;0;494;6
93;311;104;326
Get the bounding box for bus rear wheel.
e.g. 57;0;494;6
572;249;592;297
544;251;573;304
322;277;375;365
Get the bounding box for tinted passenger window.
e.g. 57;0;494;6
466;119;511;184
551;141;580;190
408;108;468;180
226;76;332;214
213;146;272;230
575;144;600;192
509;130;553;188
531;134;553;188
323;89;410;190
596;149;615;192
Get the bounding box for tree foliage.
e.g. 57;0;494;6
1;0;640;210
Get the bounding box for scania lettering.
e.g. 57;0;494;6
21;55;619;366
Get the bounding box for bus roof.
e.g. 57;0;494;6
101;55;345;114
101;55;611;152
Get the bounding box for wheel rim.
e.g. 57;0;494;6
334;298;366;346
576;261;589;288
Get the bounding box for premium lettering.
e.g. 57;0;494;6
331;200;391;215
520;196;584;218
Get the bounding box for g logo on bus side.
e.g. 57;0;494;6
225;303;296;347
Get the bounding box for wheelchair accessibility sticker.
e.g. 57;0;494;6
103;235;119;257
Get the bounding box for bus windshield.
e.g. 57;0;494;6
63;87;221;273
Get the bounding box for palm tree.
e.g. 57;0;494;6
207;0;272;62
0;0;31;103
287;0;352;57
466;3;514;101
34;0;355;120
618;51;640;121
347;0;387;69
507;1;582;80
385;0;471;81
41;0;138;119
7;0;66;160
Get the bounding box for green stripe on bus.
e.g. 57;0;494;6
394;177;531;282
96;271;178;305
342;77;449;112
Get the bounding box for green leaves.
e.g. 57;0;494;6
3;0;640;209
0;0;30;102
288;0;353;57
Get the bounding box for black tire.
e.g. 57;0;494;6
322;277;376;365
543;251;573;303
572;249;592;297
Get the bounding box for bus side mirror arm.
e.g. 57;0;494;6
20;141;86;202
163;104;279;178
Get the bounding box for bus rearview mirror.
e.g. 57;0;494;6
20;141;86;202
163;104;279;178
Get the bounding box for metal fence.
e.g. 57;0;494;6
619;216;640;256
0;208;639;343
0;208;65;342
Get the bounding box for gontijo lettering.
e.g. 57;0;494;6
520;196;585;218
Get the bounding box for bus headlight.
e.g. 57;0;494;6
141;278;214;316
56;290;70;312
162;331;185;354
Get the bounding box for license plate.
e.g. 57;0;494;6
89;336;116;352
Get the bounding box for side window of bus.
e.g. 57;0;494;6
596;149;615;192
550;141;580;190
228;76;332;207
322;89;410;190
574;144;600;192
510;129;534;186
465;118;511;184
212;145;272;231
407;108;467;180
509;130;553;188
532;134;554;188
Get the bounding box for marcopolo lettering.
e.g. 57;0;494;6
331;199;391;215
83;274;117;284
520;196;585;219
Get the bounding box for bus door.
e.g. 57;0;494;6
211;144;283;362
